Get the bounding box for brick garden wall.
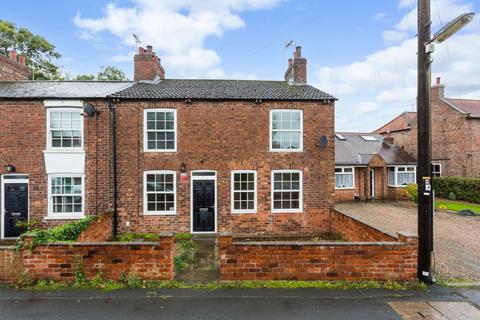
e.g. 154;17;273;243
331;209;396;242
0;237;174;283
220;210;417;281
77;212;113;242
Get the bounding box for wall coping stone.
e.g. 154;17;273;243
35;241;163;246
232;241;405;246
0;246;15;250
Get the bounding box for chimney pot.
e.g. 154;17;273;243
436;77;441;85
138;47;144;54
134;45;165;81
295;46;302;58
146;45;153;54
9;51;17;62
288;58;292;67
18;55;26;65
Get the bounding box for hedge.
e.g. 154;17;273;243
433;176;480;204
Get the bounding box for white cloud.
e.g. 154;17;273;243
382;30;409;44
314;0;480;132
398;0;416;9
374;12;387;20
73;0;279;78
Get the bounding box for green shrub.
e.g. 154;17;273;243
433;176;480;204
448;192;456;201
116;233;159;242
174;236;198;271
15;215;98;250
174;233;192;241
404;184;418;204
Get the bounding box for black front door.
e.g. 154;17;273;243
193;180;215;232
4;183;28;238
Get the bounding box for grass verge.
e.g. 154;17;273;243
435;199;480;214
14;279;427;291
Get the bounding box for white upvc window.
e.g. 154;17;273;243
335;167;354;189
47;174;84;219
144;109;177;152
47;108;83;150
271;170;303;213
388;166;416;187
144;170;176;215
231;170;257;213
432;163;442;177
270;109;303;152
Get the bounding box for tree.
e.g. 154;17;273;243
0;19;62;80
75;66;128;81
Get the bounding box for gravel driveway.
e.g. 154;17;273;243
335;201;480;281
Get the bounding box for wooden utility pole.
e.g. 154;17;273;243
417;0;434;284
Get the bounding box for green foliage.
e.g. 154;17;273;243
0;19;62;79
174;233;192;241
174;237;198;271
434;199;480;214
116;233;160;242
15;215;98;250
15;219;39;232
404;184;418;204
448;192;456;201
73;254;86;287
15;279;427;291
75;66;128;81
433;176;480;204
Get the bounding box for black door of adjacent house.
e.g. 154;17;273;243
193;180;215;232
3;183;28;238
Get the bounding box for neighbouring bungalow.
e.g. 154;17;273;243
335;132;417;201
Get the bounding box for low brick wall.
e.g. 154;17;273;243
0;246;20;283
220;210;417;281
77;212;113;242
0;237;174;283
331;209;397;242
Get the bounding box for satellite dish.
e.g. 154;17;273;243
319;135;328;149
83;103;96;117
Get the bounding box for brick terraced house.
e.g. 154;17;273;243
375;77;480;178
0;46;337;239
335;133;416;201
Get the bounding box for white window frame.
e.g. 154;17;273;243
143;109;177;152
271;169;303;213
387;166;417;187
432;163;442;177
46;107;84;151
231;170;257;214
143;170;177;215
269;109;303;152
47;174;85;220
335;167;355;189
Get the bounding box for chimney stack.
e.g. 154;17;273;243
134;45;165;81
284;46;307;85
431;76;445;99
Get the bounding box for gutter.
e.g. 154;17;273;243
108;98;118;237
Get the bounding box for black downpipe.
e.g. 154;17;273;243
108;98;118;236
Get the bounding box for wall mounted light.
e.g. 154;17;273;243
4;164;15;173
180;162;186;173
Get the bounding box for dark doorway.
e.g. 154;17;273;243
192;180;215;232
3;183;28;238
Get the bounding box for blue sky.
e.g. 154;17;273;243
3;0;480;131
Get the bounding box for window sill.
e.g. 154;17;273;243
231;211;257;214
335;187;355;190
43;149;85;154
269;149;303;153
388;185;408;188
271;210;303;213
44;214;85;220
143;212;177;216
143;149;177;153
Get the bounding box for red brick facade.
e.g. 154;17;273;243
115;100;335;235
77;211;113;242
377;81;480;177
0;99;112;231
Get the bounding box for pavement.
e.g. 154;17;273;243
1;286;479;320
336;200;480;280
